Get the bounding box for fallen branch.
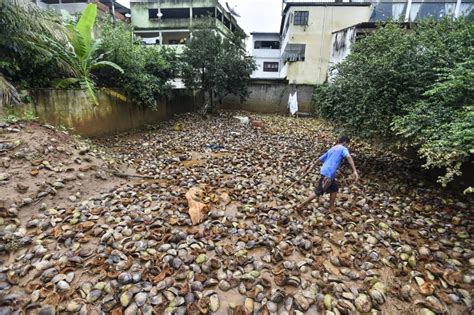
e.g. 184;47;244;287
281;168;312;194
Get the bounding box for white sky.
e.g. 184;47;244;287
117;0;283;51
218;0;283;34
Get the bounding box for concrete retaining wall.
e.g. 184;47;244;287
2;89;203;137
219;81;314;113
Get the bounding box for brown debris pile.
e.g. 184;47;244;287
0;113;472;315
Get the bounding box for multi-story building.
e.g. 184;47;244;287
250;33;281;79
277;0;473;85
130;0;243;51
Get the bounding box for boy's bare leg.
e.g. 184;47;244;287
295;193;317;212
328;192;337;211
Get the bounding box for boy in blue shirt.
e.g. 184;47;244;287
295;136;359;212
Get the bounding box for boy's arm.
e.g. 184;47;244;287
299;159;320;176
346;154;359;182
298;150;327;176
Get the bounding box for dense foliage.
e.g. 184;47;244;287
181;19;256;111
0;1;175;108
96;21;179;108
313;18;473;185
0;0;66;105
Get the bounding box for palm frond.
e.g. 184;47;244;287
90;61;124;74
51;77;80;88
1;0;67;46
39;35;81;77
0;73;21;107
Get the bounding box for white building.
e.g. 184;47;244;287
250;32;281;79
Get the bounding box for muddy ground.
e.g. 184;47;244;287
0;112;472;315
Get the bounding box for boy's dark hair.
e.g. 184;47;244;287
338;136;350;144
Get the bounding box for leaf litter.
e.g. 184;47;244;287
0;112;472;315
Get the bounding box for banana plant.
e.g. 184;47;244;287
52;3;123;105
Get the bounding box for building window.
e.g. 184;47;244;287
223;17;231;29
148;8;191;19
294;11;309;25
409;2;456;21
282;44;306;62
263;62;279;72
216;9;223;21
370;3;407;21
459;3;473;20
254;40;280;49
160;8;190;19
193;7;215;18
148;9;159;19
142;39;160;45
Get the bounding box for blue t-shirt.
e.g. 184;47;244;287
319;144;350;179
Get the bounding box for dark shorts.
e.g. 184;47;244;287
314;177;338;196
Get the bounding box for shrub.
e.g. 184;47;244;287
313;17;473;185
392;60;474;185
96;21;178;108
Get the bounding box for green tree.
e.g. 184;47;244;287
313;18;473;185
216;33;257;104
392;60;474;185
181;19;256;111
96;20;178;108
50;3;123;105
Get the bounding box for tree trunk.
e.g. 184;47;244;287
111;0;116;26
208;89;214;113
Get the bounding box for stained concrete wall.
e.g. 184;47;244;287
2;89;203;137
329;26;357;80
219;81;314;114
